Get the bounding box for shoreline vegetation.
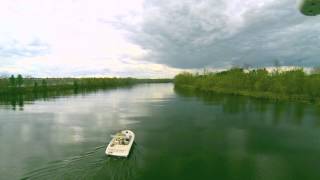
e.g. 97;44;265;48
174;68;320;104
0;75;172;109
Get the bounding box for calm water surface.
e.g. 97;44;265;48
1;83;320;180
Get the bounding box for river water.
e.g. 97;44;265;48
1;83;320;180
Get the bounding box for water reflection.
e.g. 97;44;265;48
0;84;174;179
174;87;319;128
0;87;131;111
1;84;320;179
0;91;59;111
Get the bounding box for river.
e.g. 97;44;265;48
1;83;320;180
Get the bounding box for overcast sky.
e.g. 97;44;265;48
0;0;319;77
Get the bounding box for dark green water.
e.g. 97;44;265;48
1;83;320;180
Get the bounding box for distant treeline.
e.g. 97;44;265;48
174;68;320;103
0;75;172;106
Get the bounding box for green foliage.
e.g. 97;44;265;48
33;82;39;92
9;75;16;87
174;72;195;86
0;76;172;103
174;68;320;103
17;74;23;87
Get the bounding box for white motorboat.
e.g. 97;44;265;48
105;130;135;157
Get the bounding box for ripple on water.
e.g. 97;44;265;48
22;143;143;180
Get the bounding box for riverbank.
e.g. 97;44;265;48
0;76;172;107
174;68;320;104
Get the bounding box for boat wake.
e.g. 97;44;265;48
22;143;142;180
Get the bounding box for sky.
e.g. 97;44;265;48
0;0;319;78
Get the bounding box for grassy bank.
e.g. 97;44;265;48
0;75;172;106
0;76;172;94
174;68;320;103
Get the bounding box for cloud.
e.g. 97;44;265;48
0;55;183;78
2;0;319;78
120;0;320;69
0;39;49;58
0;0;183;78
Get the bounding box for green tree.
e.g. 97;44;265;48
41;80;48;91
33;82;38;91
73;80;79;93
9;75;16;87
17;74;23;87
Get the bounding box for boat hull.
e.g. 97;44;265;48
105;130;135;157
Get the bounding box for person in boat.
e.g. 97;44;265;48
123;131;130;145
114;131;130;145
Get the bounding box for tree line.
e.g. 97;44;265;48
174;68;320;103
0;75;172;96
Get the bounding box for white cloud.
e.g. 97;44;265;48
1;0;319;77
0;0;181;77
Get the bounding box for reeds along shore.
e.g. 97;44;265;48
0;75;172;96
174;68;320;103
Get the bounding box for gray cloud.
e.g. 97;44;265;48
119;0;320;69
0;39;50;58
